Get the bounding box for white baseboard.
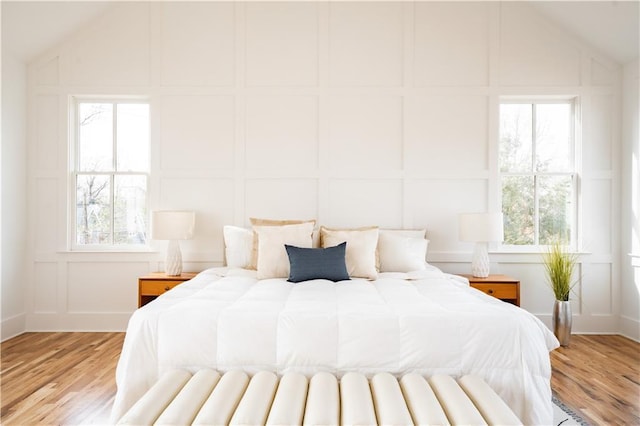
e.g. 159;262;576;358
619;315;640;342
1;313;26;341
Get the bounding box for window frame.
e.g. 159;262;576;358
69;96;151;252
497;97;581;252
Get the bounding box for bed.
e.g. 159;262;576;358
111;266;559;424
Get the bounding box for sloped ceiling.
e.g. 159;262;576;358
1;1;639;65
531;0;639;65
1;1;112;63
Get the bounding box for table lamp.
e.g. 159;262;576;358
152;210;195;276
459;212;504;278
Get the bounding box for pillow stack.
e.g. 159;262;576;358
223;219;430;282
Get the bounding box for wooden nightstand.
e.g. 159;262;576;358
460;274;520;307
138;272;197;307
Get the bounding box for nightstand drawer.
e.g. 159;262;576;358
139;280;184;296
138;273;197;307
471;283;517;299
459;274;520;306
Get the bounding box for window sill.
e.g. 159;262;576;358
491;243;590;253
489;249;593;262
491;248;591;255
59;248;158;254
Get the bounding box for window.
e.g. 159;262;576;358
499;100;577;247
72;99;149;249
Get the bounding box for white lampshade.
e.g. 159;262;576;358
151;211;195;240
459;213;504;243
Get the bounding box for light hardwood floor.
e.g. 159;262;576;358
550;334;640;425
1;332;638;425
1;333;123;425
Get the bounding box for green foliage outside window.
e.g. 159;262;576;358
499;102;575;247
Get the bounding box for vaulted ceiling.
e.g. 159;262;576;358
2;1;112;63
2;1;639;65
530;1;638;65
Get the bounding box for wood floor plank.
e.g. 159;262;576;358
1;332;638;425
1;332;124;425
550;334;640;425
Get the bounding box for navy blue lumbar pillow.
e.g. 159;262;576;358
285;242;350;283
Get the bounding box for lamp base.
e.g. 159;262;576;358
165;240;183;276
471;242;490;278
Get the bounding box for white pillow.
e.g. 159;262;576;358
223;225;254;268
378;231;429;272
320;226;379;279
254;222;315;279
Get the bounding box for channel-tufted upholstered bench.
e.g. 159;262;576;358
116;370;523;426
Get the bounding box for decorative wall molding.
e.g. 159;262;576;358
24;2;623;332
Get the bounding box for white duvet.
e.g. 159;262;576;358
112;267;559;425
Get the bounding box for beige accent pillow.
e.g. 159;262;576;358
254;222;315;279
248;218;316;270
320;226;379;279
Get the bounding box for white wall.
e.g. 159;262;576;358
621;59;640;341
25;2;623;332
1;52;28;340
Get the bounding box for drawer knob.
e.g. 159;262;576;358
487;289;494;294
164;286;170;291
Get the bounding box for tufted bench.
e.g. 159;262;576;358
116;370;523;426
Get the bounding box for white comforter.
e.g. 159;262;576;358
112;267;559;425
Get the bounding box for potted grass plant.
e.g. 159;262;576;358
543;241;578;346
